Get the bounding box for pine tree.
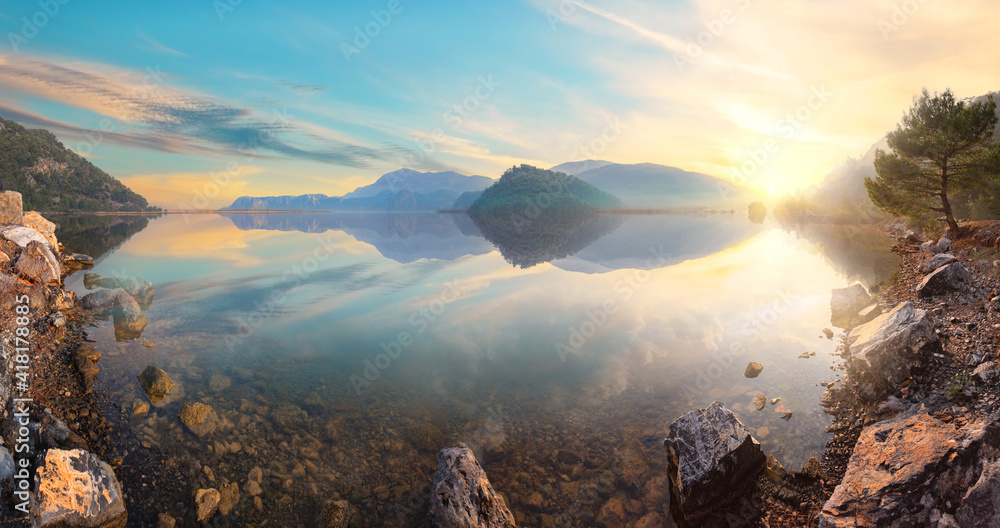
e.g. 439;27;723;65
865;89;1000;238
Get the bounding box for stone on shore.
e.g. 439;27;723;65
931;235;952;253
179;402;219;437
919;253;958;274
194;488;221;523
1;224;51;250
956;459;1000;527
831;284;873;328
32;448;127;528
39;410;87;450
15;239;60;286
80;289;116;312
917;262;974;297
22;210;58;248
663;401;765;523
0;190;23;224
138;366;174;404
428;443;516;528
819;407;996;527
845;301;939;400
744;362;763;378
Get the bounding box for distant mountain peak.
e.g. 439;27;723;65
550;160;615;175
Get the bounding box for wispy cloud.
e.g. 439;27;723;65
136;30;186;57
0;54;399;168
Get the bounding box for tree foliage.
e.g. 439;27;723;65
865;89;1000;237
469;164;623;215
0;117;159;212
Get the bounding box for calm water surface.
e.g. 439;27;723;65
58;212;898;527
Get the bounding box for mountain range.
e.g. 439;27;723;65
227;161;754;212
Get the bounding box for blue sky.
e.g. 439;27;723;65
2;0;1000;208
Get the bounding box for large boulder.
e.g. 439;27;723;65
15;240;60;286
663;401;765;524
0;191;23;224
917;262;974;297
112;290;148;338
22;211;58;248
32;448;127;528
919;253;958;274
845;302;939;400
831;284;873;328
428;443;516;528
819;407;996;527
1;224;52;250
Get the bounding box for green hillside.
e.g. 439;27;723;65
0;117;157;212
469;165;623;215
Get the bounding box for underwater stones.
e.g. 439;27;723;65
137;366;174;405
408;421;445;452
32;448;127;528
121;276;155;308
179;402;219;437
113;290;148;336
194;488;220;523
317;500;354;528
766;455;787;482
663;401;765;523
428;443;516;528
218;482;240;516
208;374;231;392
744;362;764;378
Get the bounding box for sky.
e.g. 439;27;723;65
2;0;1000;209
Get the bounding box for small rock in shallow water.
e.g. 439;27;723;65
179;402;219;437
317;500;354;528
770;398;781;405
744;362;764;378
138;366;174;404
194;488;220;523
752;394;766;411
781;413;793;421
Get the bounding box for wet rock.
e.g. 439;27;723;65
0;190;23;224
663;401;765;524
819;407;995;527
765;455;786;482
16;239;60;285
596;497;626;527
428;443;516;528
317;500;354;528
744;362;763;378
22;211;58;248
218;482;240;516
113;290;148;334
194;488;220;523
179;402;219;437
845;301;939;400
920;253;958;274
831;284;873;327
752;394;766;411
121;276;155;309
80;289;116;312
138;366;174;404
917;262;974;297
84;273;102;289
63;253;94;270
956;458;1000;527
32;448;127;528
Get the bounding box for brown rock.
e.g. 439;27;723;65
596;497;626;527
317;500;354;528
0;191;23;224
218;482;240;516
744;361;763;378
138;366;174;404
22;211;58;248
179;402;219;437
194;488;220;523
15;239;60;285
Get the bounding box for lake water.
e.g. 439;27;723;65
58;212;898;527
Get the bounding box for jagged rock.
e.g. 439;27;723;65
317;500;354;528
80;289;116;312
956;459;1000;527
112;290;148;337
819;407;996;527
138;366;174;404
428;443;516;528
766;455;786;482
16;240;60;285
744;362;763;378
845;302;939;400
1;224;51;250
972;362;999;384
194;488;220;523
0;190;23;224
931;236;952;253
920;253;958;274
663;401;765;523
831;284;873;328
179;402;219;437
32;448;127;528
917;262;974;297
22;211;58;248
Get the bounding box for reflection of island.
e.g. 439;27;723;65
54;215;156;262
470;212;624;268
222;213;494;263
